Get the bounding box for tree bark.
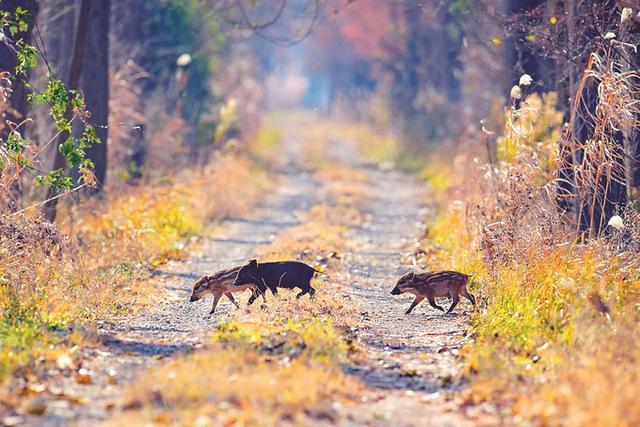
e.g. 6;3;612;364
504;0;551;92
79;0;109;192
42;0;91;222
0;0;39;211
0;0;39;141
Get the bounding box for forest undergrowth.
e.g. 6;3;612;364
358;91;640;426
0;126;277;401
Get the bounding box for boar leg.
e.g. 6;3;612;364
248;284;268;305
225;293;240;309
447;294;460;314
405;296;424;314
426;295;445;312
248;291;256;305
250;289;268;305
296;281;314;299
462;289;476;307
261;278;277;295
210;293;222;315
462;290;476;306
248;289;259;305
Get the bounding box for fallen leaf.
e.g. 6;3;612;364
24;397;47;415
75;368;93;384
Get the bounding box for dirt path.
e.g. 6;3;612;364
33;130;318;426
29;117;469;426
318;137;470;426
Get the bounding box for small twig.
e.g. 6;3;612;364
12;183;87;216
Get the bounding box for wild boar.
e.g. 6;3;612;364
189;266;261;314
390;270;476;314
233;259;321;304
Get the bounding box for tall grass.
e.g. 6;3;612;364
415;90;640;424
352;74;640;423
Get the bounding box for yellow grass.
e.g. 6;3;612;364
414;96;640;425
0;153;270;382
350;91;640;425
111;348;362;426
112;122;370;425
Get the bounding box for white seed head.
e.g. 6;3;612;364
510;85;522;100
604;32;616;40
519;74;533;86
621;8;633;24
607;215;624;229
176;53;192;67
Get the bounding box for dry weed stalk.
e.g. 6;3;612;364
560;51;640;237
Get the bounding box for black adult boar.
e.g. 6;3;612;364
233;259;320;305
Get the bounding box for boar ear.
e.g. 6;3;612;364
248;259;258;268
406;271;415;281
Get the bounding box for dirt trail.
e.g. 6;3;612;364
31;117;469;426
34;130;317;426
338;159;470;426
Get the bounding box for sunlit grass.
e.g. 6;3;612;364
0;153;270;382
113;346;362;426
347;87;640;424
416;94;640;424
251;124;283;162
112;123;369;424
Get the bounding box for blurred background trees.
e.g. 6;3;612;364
1;0;640;234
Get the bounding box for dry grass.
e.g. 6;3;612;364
350;80;640;424
112;122;371;425
70;155;269;263
0;153;270;384
413;91;640;425
111;347;362;426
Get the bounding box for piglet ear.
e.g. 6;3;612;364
407;271;415;281
249;259;258;268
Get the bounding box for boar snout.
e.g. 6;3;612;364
390;286;402;295
189;294;199;302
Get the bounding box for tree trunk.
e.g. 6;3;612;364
0;0;39;211
0;0;39;140
42;0;92;222
619;9;640;187
504;0;551;92
79;0;109;191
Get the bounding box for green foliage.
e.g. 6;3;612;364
0;284;63;380
14;40;36;76
140;0;227;137
5;131;25;154
0;6;29;35
2;6;100;193
34;168;71;189
28;79;72;131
